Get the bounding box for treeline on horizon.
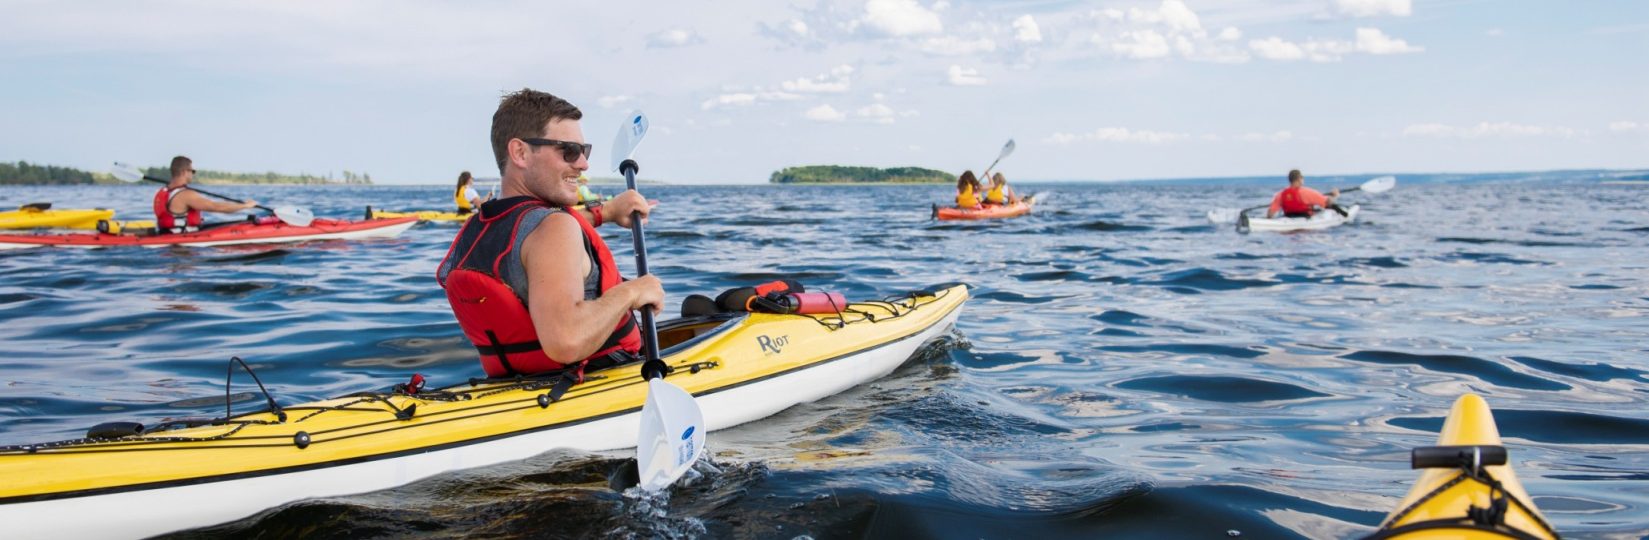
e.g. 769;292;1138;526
0;161;372;185
769;165;953;184
0;161;97;185
138;166;372;185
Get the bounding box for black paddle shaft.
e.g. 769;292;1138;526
620;159;667;379
141;175;273;212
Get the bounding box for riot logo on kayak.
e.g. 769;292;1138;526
757;334;789;355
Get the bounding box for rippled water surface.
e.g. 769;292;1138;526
2;180;1646;538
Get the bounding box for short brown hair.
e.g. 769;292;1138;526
491;89;582;173
1287;169;1302;182
170;156;193;178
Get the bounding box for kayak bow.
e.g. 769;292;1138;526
1367;394;1558;539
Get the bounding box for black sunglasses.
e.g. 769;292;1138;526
520;138;593;163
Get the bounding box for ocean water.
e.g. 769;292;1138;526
0;179;1645;538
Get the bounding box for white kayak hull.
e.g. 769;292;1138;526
1237;204;1360;232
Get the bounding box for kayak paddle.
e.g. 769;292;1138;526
110;162;316;226
980;138;1015;180
611;110;707;492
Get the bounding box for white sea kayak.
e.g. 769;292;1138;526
1209;205;1361;232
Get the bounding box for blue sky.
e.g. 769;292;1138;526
1;0;1644;184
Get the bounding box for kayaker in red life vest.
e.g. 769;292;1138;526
153;156;258;233
437;89;661;379
1265;169;1339;219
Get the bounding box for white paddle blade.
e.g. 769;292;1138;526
272;206;315;227
1361;175;1397;194
110;162;144;183
998;139;1016;160
636;378;706;492
610;110;650;173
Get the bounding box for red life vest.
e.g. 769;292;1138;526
153;187;203;232
1278;186;1313;215
436;197;640;378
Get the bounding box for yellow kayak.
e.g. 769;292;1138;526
1369;394;1559;539
367;208;472;223
0;206;114;230
0;284;967;538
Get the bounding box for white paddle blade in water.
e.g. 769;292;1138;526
1361;175;1397;194
1207;209;1238;224
636;378;706;492
272;207;315;227
610;111;650;173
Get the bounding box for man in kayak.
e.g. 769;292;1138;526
955;170;982;208
154;156;258;233
438;89;661;380
1265;169;1340;219
982;172;1016;205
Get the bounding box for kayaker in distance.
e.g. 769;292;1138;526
154;156;258;233
1265;169;1342;219
454;171;489;215
982;172;1017;205
576;174;601;204
438;89;661;379
955;170;983;208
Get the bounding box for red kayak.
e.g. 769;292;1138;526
0;216;418;250
933;196;1035;221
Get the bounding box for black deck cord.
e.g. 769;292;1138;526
227;356;285;422
1366;467;1560;540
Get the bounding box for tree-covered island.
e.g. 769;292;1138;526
769;165;953;184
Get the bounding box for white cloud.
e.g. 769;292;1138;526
1141;0;1202;32
862;0;943;37
919;35;996;55
855;103;897;124
1111;30;1172;59
645;28;705;48
1485;28;1504;37
1249;36;1305;60
701;93;756;110
1608;121;1642;132
1045;127;1191;144
946;65;987;86
1248;28;1417;62
1239;131;1295;142
1334;0;1412;18
787;19;810;36
596;95;632;109
1403;122;1582;139
700;91;801;111
780;64;855;93
1355;27;1422;54
1013;15;1042;43
1092;1;1252;63
803;104;846;122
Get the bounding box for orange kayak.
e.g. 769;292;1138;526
933;196;1035;221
